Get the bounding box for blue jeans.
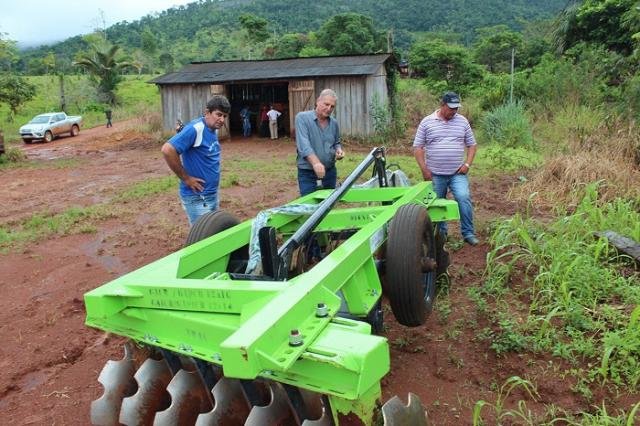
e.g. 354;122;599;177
298;167;337;196
242;118;251;137
431;173;475;239
180;193;219;225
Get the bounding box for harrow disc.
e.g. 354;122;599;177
381;393;427;426
90;343;137;425
155;369;213;425
196;377;251;425
91;344;428;425
119;356;172;424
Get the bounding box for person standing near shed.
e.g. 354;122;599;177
240;105;252;137
412;91;479;245
259;105;269;137
295;89;345;196
266;105;281;139
161;95;231;225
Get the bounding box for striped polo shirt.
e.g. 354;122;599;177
412;110;476;175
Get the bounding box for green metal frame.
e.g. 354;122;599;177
85;181;459;423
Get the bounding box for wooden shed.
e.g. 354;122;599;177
150;54;394;139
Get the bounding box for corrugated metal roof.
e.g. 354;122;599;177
150;54;391;84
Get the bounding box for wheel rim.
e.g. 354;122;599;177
420;233;436;306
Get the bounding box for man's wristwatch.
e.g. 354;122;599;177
464;162;470;168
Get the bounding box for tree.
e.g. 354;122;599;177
159;52;175;73
554;0;638;55
316;13;385;55
0;74;36;120
74;43;131;105
0;33;18;72
299;46;330;58
518;19;555;69
140;28;158;55
43;52;57;74
473;25;523;73
272;33;308;59
238;13;270;58
409;40;484;89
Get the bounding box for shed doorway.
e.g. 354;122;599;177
228;82;289;139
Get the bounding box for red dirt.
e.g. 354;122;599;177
0;124;633;424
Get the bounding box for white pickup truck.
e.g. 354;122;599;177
19;112;83;143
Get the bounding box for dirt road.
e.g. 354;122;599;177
0;125;600;424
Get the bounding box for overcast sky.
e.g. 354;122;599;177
0;0;195;48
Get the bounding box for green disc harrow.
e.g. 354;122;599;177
85;147;459;425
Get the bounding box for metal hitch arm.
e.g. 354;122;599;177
264;147;386;280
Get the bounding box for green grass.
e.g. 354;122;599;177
113;175;176;201
472;376;539;425
0;156;82;170
0;205;117;251
551;401;640;425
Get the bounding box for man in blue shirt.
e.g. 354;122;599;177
295;89;345;196
161;95;231;225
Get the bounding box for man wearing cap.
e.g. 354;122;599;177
412;91;479;245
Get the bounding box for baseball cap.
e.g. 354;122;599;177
442;92;461;108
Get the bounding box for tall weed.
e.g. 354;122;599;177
511;114;640;206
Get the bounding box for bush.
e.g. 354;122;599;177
620;74;640;121
0;147;26;164
369;92;407;146
480;101;534;148
514;53;605;117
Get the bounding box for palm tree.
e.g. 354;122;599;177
74;44;131;105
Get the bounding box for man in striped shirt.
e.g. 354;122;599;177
412;91;479;246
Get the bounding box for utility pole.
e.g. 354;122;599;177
509;48;515;104
59;74;66;113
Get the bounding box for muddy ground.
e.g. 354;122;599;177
0;122;634;425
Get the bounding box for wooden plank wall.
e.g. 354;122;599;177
159;84;230;139
313;64;388;137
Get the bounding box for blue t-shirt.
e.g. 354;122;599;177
168;117;221;197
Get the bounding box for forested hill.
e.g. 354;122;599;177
105;0;565;46
18;0;566;73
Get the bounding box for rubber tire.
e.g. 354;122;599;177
385;203;436;327
184;210;248;273
70;125;79;137
44;131;53;143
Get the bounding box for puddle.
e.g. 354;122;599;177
81;233;128;275
19;370;48;392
